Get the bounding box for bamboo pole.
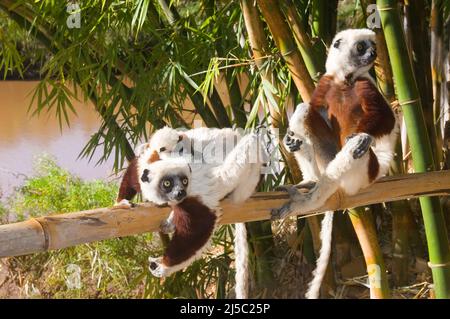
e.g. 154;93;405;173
255;0;315;102
378;0;450;298
1;171;449;259
348;207;390;298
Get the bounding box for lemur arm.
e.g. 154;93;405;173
149;197;218;277
116;158;141;204
354;78;396;138
310;75;334;110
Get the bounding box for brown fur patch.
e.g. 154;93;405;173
162;197;217;267
148;150;160;163
116;157;141;202
368;149;380;182
311;75;395;147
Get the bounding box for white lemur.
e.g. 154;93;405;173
271;29;398;299
115;127;265;299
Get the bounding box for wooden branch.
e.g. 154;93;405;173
1;171;450;258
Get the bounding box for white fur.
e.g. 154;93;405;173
304;211;333;299
326;29;376;83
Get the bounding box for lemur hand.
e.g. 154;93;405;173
148;257;170;278
112;199;136;210
345;133;374;159
284;130;303;152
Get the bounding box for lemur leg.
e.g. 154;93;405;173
272;133;373;219
229;164;261;203
113;158;140;209
212;133;264;202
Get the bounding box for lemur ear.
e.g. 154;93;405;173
333;38;342;49
178;133;186;142
141;169;151;183
136;143;150;156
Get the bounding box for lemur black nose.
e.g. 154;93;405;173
175;189;187;200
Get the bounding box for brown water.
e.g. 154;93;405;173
0;81;114;199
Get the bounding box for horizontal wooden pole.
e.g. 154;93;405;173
1;170;450;258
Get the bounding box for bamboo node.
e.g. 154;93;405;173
427;261;450;269
399;98;420;107
377;6;396;11
30;218;50;251
281;48;295;57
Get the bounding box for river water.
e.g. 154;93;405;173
0;81;114;199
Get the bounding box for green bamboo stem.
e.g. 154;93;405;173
378;0;450;298
405;0;440;168
311;0;337;46
282;0;325;80
255;0;315;102
348;207;390;298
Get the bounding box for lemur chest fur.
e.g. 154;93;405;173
326;83;363;146
312;75;395;147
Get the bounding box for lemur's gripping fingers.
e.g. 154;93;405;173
271;185;310;220
148;257;169;278
275;184;300;196
346;133;374;159
295;180;318;193
284;131;303;153
112;199;136;210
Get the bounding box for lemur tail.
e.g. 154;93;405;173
234;222;249;299
305;211;334;299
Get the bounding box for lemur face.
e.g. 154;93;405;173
325;29;377;82
155;172;189;203
349;39;377;68
138;158;191;205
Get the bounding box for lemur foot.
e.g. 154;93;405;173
112;199;136;210
346;133;373;159
160;219;175;234
271;184;316;220
295;180;317;192
284;130;303;152
148;257;170;277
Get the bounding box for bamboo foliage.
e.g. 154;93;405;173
378;0;450;298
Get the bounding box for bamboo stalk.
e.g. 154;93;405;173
378;0;450;298
430;0;445;167
1;171;449;259
255;0;315;102
282;0;324;80
348;207;390;298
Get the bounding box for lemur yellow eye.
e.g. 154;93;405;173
163;180;171;188
182;178;188;186
356;43;364;52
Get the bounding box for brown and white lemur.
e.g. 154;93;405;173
271;29;398;298
115;127;265;298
